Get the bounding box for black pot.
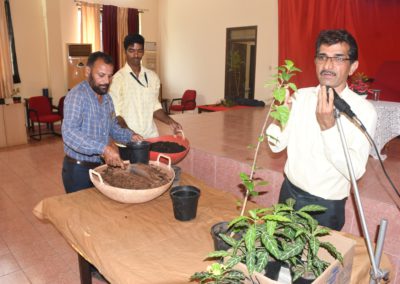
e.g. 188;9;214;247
170;186;200;221
264;260;289;281
292;275;314;284
119;141;150;164
210;222;243;251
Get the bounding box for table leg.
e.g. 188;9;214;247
78;254;92;284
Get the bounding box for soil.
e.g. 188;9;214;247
101;163;172;189
150;141;186;153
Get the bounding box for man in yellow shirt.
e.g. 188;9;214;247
109;34;181;139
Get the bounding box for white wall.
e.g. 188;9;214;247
10;0;159;105
10;0;278;106
158;0;278;105
10;0;49;101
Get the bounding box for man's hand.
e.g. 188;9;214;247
153;109;182;134
103;144;125;169
131;133;143;142
316;86;335;131
169;119;182;134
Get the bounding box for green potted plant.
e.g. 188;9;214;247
203;198;343;282
210;60;300;254
193;60;350;284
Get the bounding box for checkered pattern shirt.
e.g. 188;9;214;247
62;80;133;163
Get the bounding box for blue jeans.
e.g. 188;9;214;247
61;157;100;194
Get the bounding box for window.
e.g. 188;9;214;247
4;0;21;83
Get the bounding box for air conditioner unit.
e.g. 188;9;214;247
67;44;92;57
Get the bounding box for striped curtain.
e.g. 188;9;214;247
80;2;101;52
0;0;13;99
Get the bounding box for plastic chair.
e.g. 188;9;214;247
28;96;62;140
168;90;197;114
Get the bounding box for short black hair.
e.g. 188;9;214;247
87;51;114;67
315;29;358;64
124;34;145;50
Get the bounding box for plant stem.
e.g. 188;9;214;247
239;99;276;216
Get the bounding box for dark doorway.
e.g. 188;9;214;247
224;26;257;100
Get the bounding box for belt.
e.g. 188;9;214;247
65;155;102;168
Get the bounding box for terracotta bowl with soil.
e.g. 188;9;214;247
89;155;174;204
145;130;190;164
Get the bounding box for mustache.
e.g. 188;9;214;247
320;70;336;76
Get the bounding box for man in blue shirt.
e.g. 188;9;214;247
62;51;140;193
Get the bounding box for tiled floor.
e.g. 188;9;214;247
0;108;399;283
0;137;109;283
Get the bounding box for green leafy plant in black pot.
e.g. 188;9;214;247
193;61;343;283
210;60;301;252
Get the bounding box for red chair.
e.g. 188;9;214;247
169;90;197;114
28;96;62;140
55;96;66;119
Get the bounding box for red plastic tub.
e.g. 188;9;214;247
145;130;190;164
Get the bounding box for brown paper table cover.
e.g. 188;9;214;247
33;173;393;284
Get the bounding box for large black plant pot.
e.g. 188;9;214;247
264;260;289;281
210;221;243;251
291;272;315;284
292;277;314;284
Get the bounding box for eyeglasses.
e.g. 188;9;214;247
315;55;351;65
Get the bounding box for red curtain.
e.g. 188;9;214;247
127;8;139;34
102;5;118;71
278;0;400;88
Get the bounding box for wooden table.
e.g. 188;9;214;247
33;173;393;284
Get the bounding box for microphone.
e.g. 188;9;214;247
327;86;367;131
326;86;356;118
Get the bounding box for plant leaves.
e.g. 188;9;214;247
263;214;291;223
288;82;298;92
280;241;304;260
309;235;320;257
320;242;344;263
245;225;257;251
261;232;281;260
273;88;286;103
207;250;230;258
255;251;269;273
246;249;257;275
298;204;327;213
266;220;277;236
284;59;294;69
219;233;238;247
225;255;243;268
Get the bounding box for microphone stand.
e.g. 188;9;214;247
334;109;389;283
